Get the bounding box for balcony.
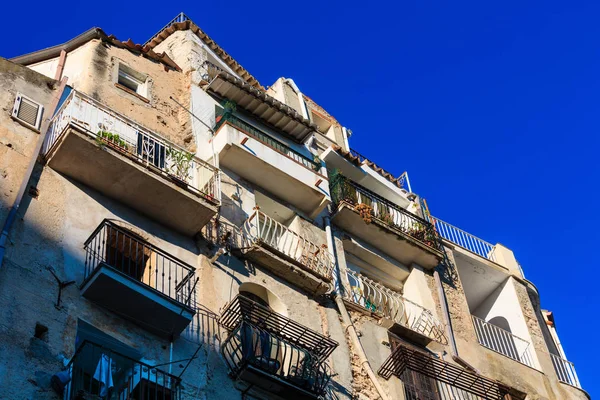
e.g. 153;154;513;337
472;315;536;368
344;270;447;346
43;90;220;236
379;344;514;400
61;341;181;400
81;220;196;338
213;113;330;218
330;175;443;269
239;210;334;295
550;353;581;388
218;295;338;399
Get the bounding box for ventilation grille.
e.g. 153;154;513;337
12;93;43;130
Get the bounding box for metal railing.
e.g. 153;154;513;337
218;295;339;363
429;216;497;263
330;174;440;251
84;220;197;307
379;344;509;400
348;148;411;192
550;353;581;388
242;210;334;281
143;12;191;46
62;340;181;399
472;315;536;368
221;321;332;397
344;270;447;344
44;90;220;204
215;112;321;172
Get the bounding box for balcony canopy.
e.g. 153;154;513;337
379;344;516;400
204;62;317;143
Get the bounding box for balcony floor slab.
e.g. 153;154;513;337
239;244;331;296
332;202;443;270
46;126;218;236
81;263;195;338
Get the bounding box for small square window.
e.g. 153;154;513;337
117;64;148;99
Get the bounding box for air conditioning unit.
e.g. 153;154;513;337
11;92;44;131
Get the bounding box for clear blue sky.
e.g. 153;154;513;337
2;1;597;397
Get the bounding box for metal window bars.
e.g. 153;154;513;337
43;89;221;204
344;270;447;344
214;112;321;172
428;216;497;263
218;295;338;364
378;344;510;400
550;353;581;388
242;210;334;281
61;340;181;400
471;315;536;369
330;174;440;251
84;219;197;307
220;321;333;396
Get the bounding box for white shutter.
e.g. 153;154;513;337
11;92;44;131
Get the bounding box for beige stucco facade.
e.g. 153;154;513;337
0;14;588;400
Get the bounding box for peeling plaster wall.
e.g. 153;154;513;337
29;40;191;149
0;58;58;229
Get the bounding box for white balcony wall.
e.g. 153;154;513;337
472;277;539;368
191;85;218;162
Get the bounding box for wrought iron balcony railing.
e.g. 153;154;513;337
214;111;321;172
428;216;497;263
344;270;447;344
44;90;220;204
330;174;440;251
61;340;181;399
218;295;338;398
242;210;334;281
550;353;581;388
472;315;536;368
219;295;338;362
221;321;333;397
379;344;511;400
84;220;197;307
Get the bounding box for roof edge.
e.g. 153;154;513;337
10;27;104;65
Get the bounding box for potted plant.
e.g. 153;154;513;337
166;146;195;188
96;130;129;153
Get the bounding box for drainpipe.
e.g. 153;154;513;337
433;269;458;356
54;50;67;81
323;214;389;400
0;76;68;268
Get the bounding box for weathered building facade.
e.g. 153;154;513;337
0;13;588;400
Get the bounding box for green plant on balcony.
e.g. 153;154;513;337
166;146;195;186
312;154;322;171
223;100;237;114
96;130;129;152
407;222;436;247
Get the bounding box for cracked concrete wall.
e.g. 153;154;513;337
0;58;58;229
29;40;191;150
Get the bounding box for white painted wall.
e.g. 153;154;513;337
403;264;437;315
473;277;529;340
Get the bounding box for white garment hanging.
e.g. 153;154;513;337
93;353;114;397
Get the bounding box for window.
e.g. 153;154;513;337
11;92;44;131
117;64;148;99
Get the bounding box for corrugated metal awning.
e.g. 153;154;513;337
204;63;317;143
